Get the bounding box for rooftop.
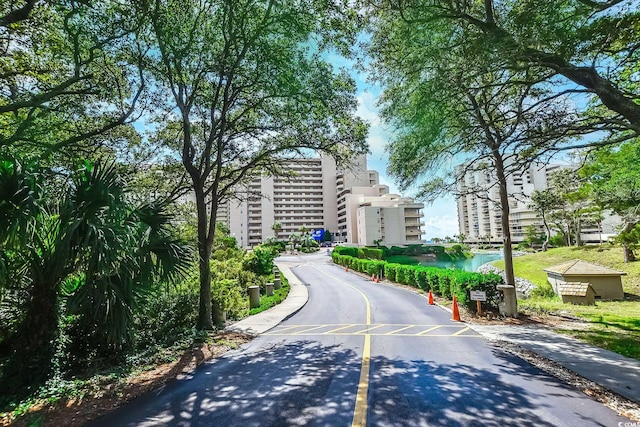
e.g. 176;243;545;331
558;282;594;297
543;259;627;276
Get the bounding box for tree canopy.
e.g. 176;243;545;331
136;0;368;329
365;0;640;142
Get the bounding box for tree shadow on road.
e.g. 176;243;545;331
89;340;617;427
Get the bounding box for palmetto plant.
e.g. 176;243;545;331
0;158;190;400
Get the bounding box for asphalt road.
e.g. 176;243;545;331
90;253;628;426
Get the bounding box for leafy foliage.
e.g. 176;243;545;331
0;159;190;402
136;0;368;330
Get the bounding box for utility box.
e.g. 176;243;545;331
497;284;517;317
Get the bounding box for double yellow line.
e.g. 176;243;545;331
311;266;371;427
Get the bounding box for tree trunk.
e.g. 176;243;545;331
2;281;58;399
494;153;518;315
195;185;214;331
622;221;637;263
541;213;550;252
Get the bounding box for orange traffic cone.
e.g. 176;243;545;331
376;275;380;283
428;290;434;305
371;274;375;281
452;295;461;322
345;266;348;272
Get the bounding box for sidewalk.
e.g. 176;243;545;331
225;260;309;335
470;324;640;404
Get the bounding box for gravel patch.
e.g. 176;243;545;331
477;263;536;296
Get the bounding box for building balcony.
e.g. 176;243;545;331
404;211;422;218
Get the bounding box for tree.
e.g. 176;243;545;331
523;225;545;249
548;168;593;247
0;2;145;160
0;159;189;400
366;7;581;315
529;189;563;251
365;0;640;141
582;141;640;262
137;0;367;330
271;222;283;240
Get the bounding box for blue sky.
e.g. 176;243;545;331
328;52;460;239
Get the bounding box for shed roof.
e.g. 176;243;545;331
543;259;627;276
558;282;594;297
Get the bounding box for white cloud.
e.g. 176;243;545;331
356;91;381;126
422;214;460;240
367;130;388;159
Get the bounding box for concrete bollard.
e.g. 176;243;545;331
249;285;260;308
266;282;274;296
213;302;226;326
274;277;281;290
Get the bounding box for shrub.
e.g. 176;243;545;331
530;281;556;299
385;255;419;265
396;265;415;286
384;263;399;281
212;278;248;319
333;245;358;257
330;252;502;311
359;247;384;260
414;268;430;291
243;247;274;275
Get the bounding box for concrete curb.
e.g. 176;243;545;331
225;261;309;335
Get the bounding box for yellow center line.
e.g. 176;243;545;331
324;324;357;334
311;265;371;427
384;325;416;335
352;324;386;335
452;326;470;336
417;325;441;335
312;266;371;325
352;334;370;427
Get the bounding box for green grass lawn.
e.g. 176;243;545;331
492;245;640;360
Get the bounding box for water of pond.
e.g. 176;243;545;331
418;252;504;272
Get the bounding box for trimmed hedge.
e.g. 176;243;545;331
333;246;358;257
359;247;384;260
332;249;503;311
382;244;449;260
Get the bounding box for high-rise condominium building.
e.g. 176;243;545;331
227;155;425;247
455;162;618;243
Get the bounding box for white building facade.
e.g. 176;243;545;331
455;162;619;244
226;155;425;247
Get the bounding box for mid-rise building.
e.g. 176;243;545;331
227;155;425;247
455;162;618;244
355;195;425;246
